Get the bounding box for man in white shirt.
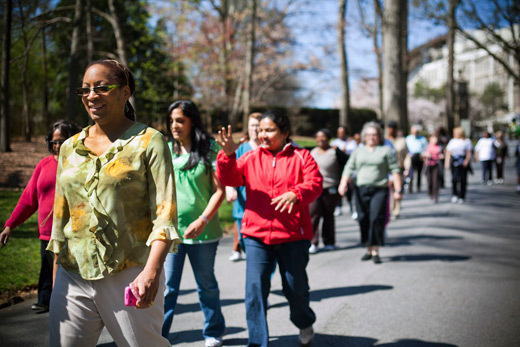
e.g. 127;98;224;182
475;130;496;185
405;126;428;192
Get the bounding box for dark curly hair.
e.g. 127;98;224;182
45;120;82;153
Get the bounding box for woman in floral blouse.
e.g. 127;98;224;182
47;59;180;346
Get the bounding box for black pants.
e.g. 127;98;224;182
451;165;468;199
426;164;441;202
309;189;340;246
410;153;423;192
481;160;493;182
38;240;53;306
354;186;389;247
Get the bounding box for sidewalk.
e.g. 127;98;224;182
0;161;519;347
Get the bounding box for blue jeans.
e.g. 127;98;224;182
245;237;315;347
162;242;225;340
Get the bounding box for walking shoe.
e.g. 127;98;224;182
31;303;49;313
372;255;382;264
205;336;223;347
351;211;359;220
299;326;314;345
309;244;318;254
361;253;372;261
457;198;464;204
229;251;243;262
323;245;336;251
333;206;342;216
450;196;458;204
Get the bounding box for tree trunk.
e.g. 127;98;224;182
0;0;12;152
446;0;456;134
382;0;406;129
400;0;408;133
66;0;84;123
42;26;50;129
338;0;350;127
242;0;256;131
373;0;383;119
86;0;93;62
18;2;31;142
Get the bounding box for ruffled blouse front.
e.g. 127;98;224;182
47;122;180;280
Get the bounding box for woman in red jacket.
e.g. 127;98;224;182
216;110;322;347
1;120;81;313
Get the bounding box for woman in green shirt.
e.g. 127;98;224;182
162;100;226;347
48;60;180;346
339;122;402;264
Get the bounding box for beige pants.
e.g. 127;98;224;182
49;265;170;347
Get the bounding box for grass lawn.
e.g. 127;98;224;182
0;190;41;300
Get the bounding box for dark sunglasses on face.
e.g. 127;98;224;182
76;84;122;96
50;140;65;145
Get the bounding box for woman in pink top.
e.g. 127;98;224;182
422;133;444;203
1;120;80;312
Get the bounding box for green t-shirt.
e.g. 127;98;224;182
343;145;399;187
169;139;223;244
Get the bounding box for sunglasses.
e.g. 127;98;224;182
76;84;122;96
50;140;65;145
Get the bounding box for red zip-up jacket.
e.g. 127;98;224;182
217;144;323;245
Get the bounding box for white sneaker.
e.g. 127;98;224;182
451;196;458;203
228;251;242;262
351;211;359;220
487;180;493;186
205;336;223;347
457;198;464;204
323;245;336;251
299;326;314;345
309;244;318;254
333;206;342;216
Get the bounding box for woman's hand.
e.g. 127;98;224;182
131;268;160;309
217;125;245;156
338;176;349;196
183;217;207;239
225;186;237;203
393;191;403;201
271;191;298;213
0;226;12;247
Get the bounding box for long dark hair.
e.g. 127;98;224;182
45;120;82;153
259;110;292;143
166;100;212;172
85;59;136;121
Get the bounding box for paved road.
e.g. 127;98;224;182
1;161;519;347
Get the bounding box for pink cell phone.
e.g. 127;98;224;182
124;285;138;306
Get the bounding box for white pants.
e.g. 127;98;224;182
49;265;171;347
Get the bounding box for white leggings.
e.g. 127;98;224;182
49;265;170;347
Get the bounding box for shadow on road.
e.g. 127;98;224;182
386;234;464;247
384;254;470;262
176;298;244;315
163;326;246;345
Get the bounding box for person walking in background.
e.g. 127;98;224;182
387;121;408;219
339;122;402;264
331;125;350;153
405;125;428;193
1;120;81;314
423;133;444;203
162;100;226;347
225;112;262;262
475;130;496;185
309;129;347;254
516;143;520;192
493;130;508;184
216;110;322;347
48;59;180;346
436;126;450;188
445;127;473;204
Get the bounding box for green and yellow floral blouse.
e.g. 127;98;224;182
47;122;180;280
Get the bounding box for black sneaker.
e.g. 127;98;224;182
361;253;372;261
372;255;382;264
31;303;49;313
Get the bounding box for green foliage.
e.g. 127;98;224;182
480;82;506;114
0;191;40;296
413;79;445;102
